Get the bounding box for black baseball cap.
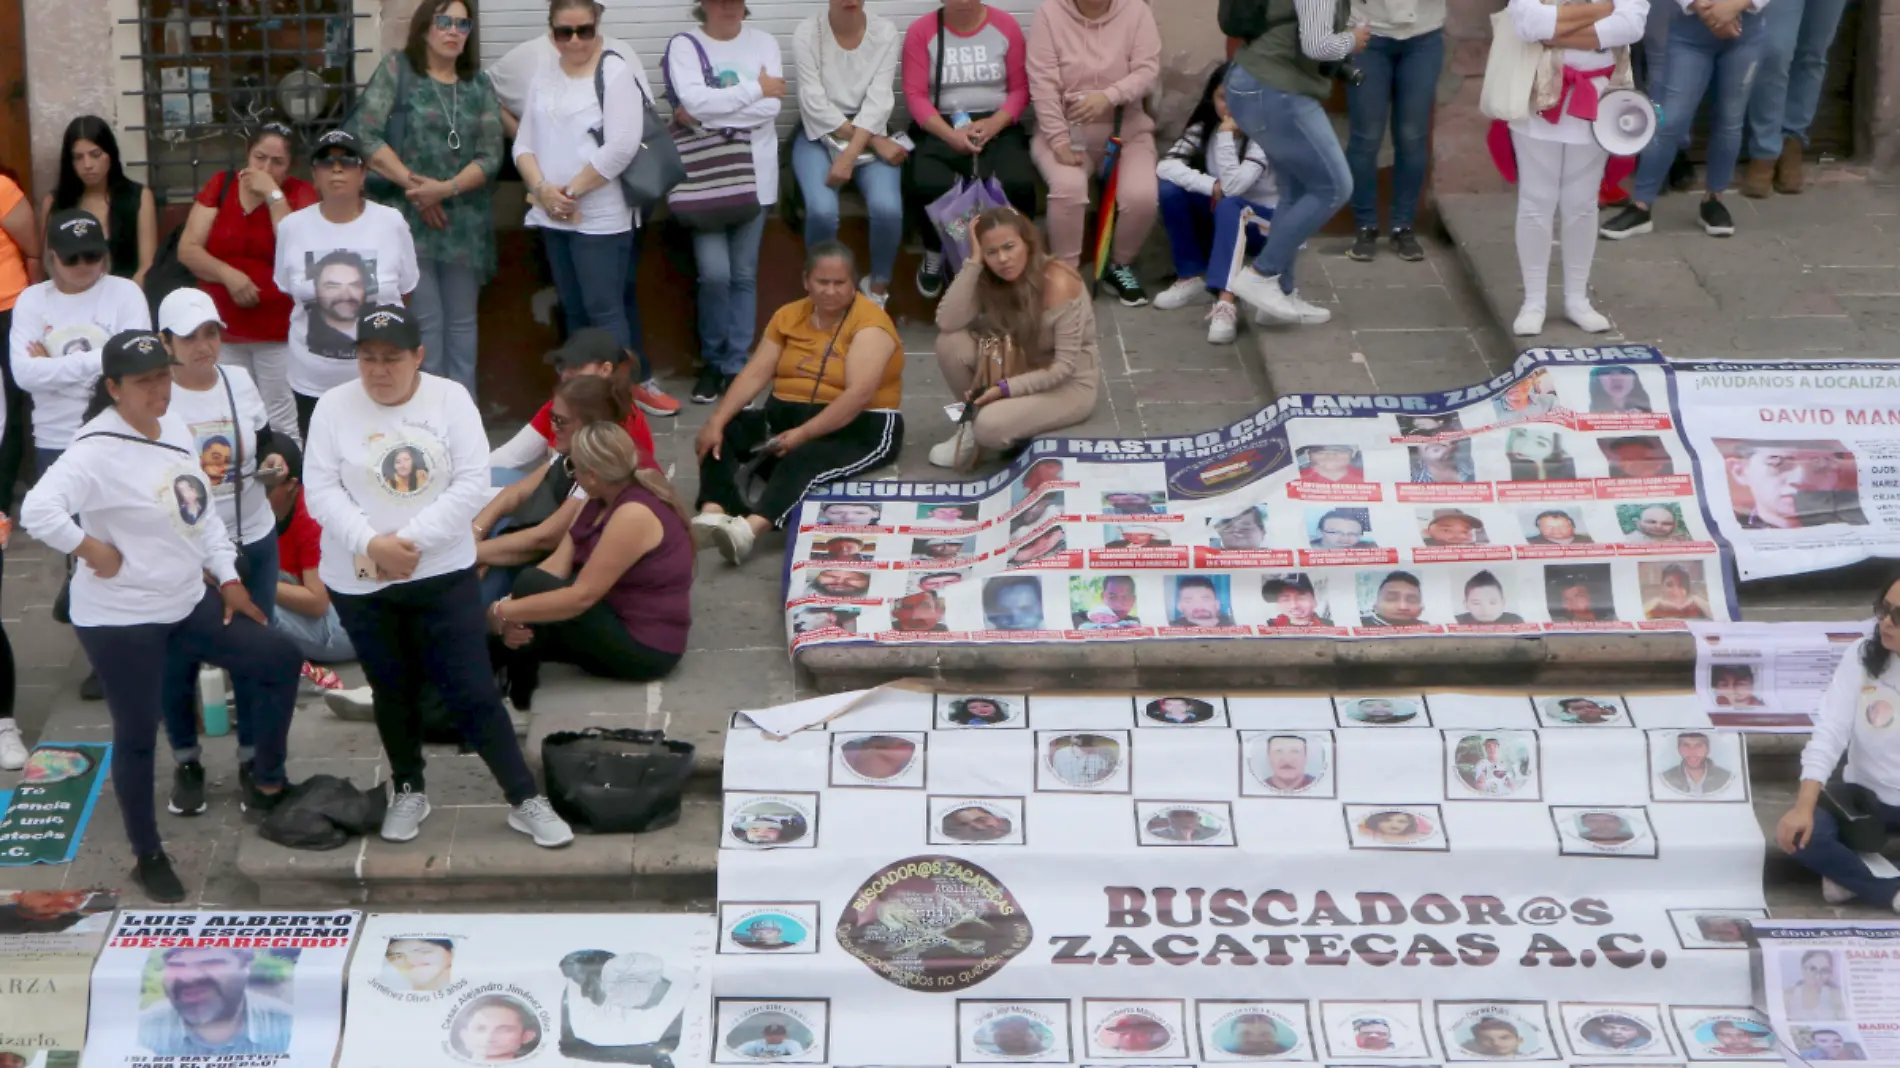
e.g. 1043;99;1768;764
46;210;109;260
356;305;421;349
102;331;180;377
545;328;627;369
309;128;363;163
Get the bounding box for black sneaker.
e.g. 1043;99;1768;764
1666;151;1696;193
1599;204;1653;240
133;852;187;903
240;764;285;817
1348;227;1379;262
168;761;207;816
80;671;104;701
1698;197;1735;237
1389;227;1425;262
1101;263;1149;307
915;250;946;300
690;367;725;405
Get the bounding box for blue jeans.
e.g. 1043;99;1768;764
1347;29;1445;230
1207;197;1275;292
693;211;768;375
1222;65;1352;293
791;134;904;285
272;597;357;663
543;228;635;352
34;447;61;479
162;530;280;764
1791;795;1900;905
412;258;481;395
1158;180;1214;279
1633;9;1766;204
1747;0;1850;157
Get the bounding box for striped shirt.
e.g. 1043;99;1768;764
139;995;296;1056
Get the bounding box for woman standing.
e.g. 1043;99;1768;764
930;207;1097;467
21;330;300;901
1025;0;1162;307
41;118;156;289
1778;573;1900;912
303;304;572;848
0;162;32;769
9;210;150;474
1506;0;1646;335
356;0;502;397
490;422;692;706
666;0;786;406
790;0;905;306
513;0;646;405
176;122;317;443
154;288;295;816
1344;0;1445;262
275;130;420;439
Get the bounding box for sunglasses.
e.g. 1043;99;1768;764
58;251;105;266
551;22;597;41
316;154;364;170
1879;601;1900;627
433;13;473;32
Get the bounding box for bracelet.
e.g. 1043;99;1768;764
998;379;1011;398
449;174;460;197
219;578;242;589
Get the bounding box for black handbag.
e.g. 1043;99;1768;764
592;49;687;215
542;728;695;834
1819;779;1890;854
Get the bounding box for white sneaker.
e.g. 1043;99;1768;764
689;512;723;551
0;721;26;771
1284;290;1332;324
1514;304;1547;336
1154;277;1213;311
706;513;756;565
1821;877;1855;905
1206;301;1238;344
928;427;978;469
1227;268;1304;324
1566;300;1611;333
381;785;432;843
858;275;890;308
324;686;375;722
509;795;574;848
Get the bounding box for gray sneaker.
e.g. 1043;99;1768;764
381;785;432;842
508;796;575;848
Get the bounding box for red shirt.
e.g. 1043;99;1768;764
195;172;318;343
530;400;659;471
278;490;324;577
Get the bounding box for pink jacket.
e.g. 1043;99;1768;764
1025;0;1162;147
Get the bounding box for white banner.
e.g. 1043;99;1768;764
80;909;361;1068
1751;920;1900;1068
335;913;715;1068
1690;621;1873;730
1673;361;1900;580
717;689;1771;1066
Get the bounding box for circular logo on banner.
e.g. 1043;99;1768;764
836;855;1032;992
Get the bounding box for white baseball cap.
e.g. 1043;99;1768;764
157;288;226;336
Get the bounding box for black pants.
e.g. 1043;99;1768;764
331;568;537;804
696;397;903;528
75;588;301;856
905;121;1039;252
0;308;28;509
295;391;319;444
502;567;681;684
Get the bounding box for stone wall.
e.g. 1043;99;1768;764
23;0;118;195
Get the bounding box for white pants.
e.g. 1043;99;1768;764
220;341;300;446
1511;131;1608;310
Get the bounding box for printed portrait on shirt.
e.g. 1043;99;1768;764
42;323;110;362
158;460;214;537
367;430;448;504
303;249;380;361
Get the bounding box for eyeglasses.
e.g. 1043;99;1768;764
316;155;364;170
551;22;597;41
1879;601;1900;626
58;251;104;266
433;13;473;32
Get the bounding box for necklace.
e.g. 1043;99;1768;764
433;78;462;152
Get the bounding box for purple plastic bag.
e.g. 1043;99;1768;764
927;173;1011;276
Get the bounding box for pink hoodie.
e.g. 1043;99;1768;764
1025;0;1163;147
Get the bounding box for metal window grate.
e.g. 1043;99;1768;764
119;0;371;203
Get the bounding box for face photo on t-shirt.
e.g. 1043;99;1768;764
189;417;238;489
304;249;380;357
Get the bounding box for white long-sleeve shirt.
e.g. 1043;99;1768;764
7;277;150;450
487;32;652;118
792;11;900;142
1802;640;1900;806
514;50;644;234
1156;124;1278;206
21;408;239;627
664;27;784;206
302;373;490;595
1507;0;1650;144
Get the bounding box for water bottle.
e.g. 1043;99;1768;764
199;665;230;737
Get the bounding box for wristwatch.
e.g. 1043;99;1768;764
267;189;285;203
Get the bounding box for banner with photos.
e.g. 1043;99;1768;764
334;913;715;1068
1689;621;1873;731
1673;361;1900;581
0;890;117;1064
717;688;1772;1067
81;908;361;1068
1752;920;1900;1068
783;347;1739;650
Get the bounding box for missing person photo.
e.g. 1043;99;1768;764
832;732;923;788
137;947;296;1056
1588;366;1654;413
1137;801;1236;846
1561;1005;1666;1058
1421;508;1488;547
1505;427;1577;482
723;907;814;953
1523;506;1593;546
1242;731;1334;797
1101;490;1167;516
1447;731;1539;800
912;536;974;562
937;695;1024;728
1450;1015;1549;1060
1494;370;1560;418
1071;575;1143;629
808;535;875;563
911;571;965;595
1793;1027;1868;1061
172;473;210;526
1166;574;1235;628
1455;570;1525;625
1552;806;1658;858
725;795;816;849
1102;523;1171;549
1715;438;1867;530
1337;696;1427;726
1320;1002;1431;1059
1309;507;1374;549
1409;438;1476;484
1262;573;1332;627
379;445;432;496
721;1010;818;1062
791;606;859;635
1670;1009;1775;1061
966;1008;1064;1062
304;249;375;359
1398;413;1461;437
450;993;543;1063
379;937;455;993
804;568;872;598
1089;1008;1181;1057
1618;502;1691;543
916;502;980;524
1345;804;1448;851
1014;459;1066;501
1707;663;1765;707
1545;564;1616;623
1210;505;1268;550
889;590;949;633
557;949;690;1059
1599;436;1675;480
1297;444;1364;484
1203;1005;1306;1060
1781;949;1848;1021
1359;570;1431;628
1039;731;1129;792
1007;525;1067;567
983;576;1046;631
1666;908;1766;949
1011;492;1065;531
815;502;882;527
1640;562;1714;621
1536;695;1627;726
1140;695;1225;726
930;797;1024;845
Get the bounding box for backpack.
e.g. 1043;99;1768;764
144;170;233;324
1218;0;1271;39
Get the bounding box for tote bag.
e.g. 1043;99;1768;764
1480;9;1541;123
661;33;762;230
591;49;686;215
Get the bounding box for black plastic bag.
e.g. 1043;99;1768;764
543;729;695;834
259;774;389;851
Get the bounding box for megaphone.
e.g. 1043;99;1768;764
1594;89;1657;157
